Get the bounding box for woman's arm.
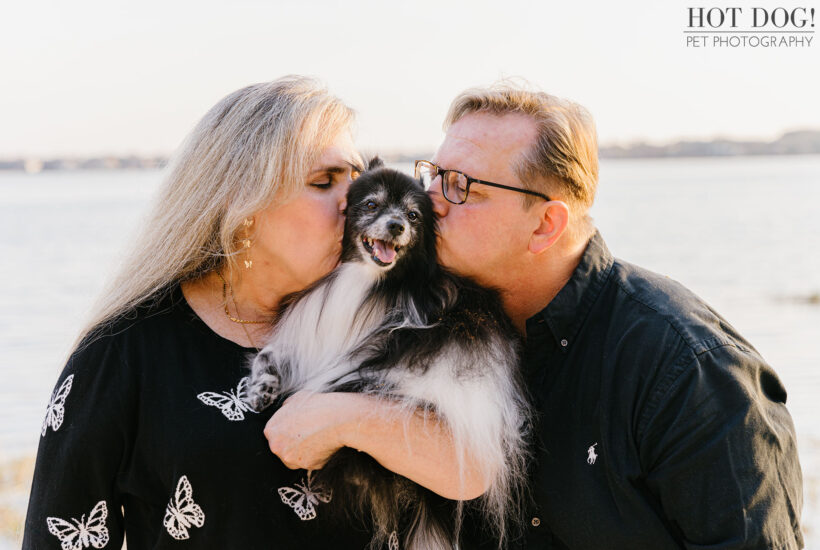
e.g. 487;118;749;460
23;336;131;549
263;391;490;500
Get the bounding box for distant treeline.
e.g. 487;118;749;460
3;130;820;172
0;155;167;173
599;130;820;159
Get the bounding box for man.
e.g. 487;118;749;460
415;83;804;548
261;83;804;548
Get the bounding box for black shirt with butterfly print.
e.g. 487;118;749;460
23;284;374;549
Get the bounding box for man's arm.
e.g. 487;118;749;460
263;390;490;500
639;344;803;549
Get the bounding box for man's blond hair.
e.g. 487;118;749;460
444;81;599;238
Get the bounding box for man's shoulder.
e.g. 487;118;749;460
605;258;753;357
599;259;779;446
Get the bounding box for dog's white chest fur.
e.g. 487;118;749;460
265;262;385;391
246;165;530;550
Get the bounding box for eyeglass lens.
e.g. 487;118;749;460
416;162;435;189
442;171;468;203
416;162;469;204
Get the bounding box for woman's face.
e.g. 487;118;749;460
251;132;361;296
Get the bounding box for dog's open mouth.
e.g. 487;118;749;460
362;236;402;266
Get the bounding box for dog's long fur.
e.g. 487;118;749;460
247;161;530;549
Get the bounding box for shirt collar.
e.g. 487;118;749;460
526;230;614;353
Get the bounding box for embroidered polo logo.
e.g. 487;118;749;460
587;443;598;465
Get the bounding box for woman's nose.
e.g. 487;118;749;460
338;181;350;214
427;176;449;217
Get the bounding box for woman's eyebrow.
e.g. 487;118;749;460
310;161;363;176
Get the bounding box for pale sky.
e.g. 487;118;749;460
1;0;818;157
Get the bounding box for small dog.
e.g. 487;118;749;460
247;160;530;550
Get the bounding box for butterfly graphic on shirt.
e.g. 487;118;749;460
46;499;109;550
388;530;400;550
163;475;205;540
42;374;74;437
197;376;257;421
278;471;333;521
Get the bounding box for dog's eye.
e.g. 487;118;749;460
407;211;419;221
366;200;377;210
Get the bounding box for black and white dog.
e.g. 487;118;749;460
247;160;530;550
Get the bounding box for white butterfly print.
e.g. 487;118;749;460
42;374;74;437
46;499;109;550
278;471;332;521
163;475;205;540
197;376;257;421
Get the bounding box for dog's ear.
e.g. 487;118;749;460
365;156;384;170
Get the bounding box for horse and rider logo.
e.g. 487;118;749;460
587;443;598;465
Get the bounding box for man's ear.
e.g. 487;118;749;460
528;201;570;255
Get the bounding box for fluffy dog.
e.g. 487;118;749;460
246;160;530;550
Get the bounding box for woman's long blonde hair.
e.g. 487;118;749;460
77;76;356;346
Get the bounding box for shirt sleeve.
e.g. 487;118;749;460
22;333;135;549
639;343;804;549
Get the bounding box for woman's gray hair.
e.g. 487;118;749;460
77;76;357;346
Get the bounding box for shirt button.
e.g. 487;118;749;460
560;339;568;347
531;517;541;527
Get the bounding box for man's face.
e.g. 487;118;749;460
430;112;541;289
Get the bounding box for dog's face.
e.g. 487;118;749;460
342;161;435;274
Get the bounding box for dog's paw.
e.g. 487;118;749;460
246;371;281;412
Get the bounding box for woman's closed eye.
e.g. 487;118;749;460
309;168;359;190
309;174;340;190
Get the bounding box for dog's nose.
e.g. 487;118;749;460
388;221;405;236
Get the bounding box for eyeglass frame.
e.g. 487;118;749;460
414;160;551;204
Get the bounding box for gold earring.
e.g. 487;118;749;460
243;218;253;269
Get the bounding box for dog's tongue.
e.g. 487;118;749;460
372;240;397;263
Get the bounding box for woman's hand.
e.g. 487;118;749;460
263;391;362;470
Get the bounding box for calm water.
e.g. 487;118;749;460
1;156;819;543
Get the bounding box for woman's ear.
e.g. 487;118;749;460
528;201;570;255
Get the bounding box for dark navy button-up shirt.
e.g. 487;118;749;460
466;231;803;549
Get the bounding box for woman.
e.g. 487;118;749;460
23;76;488;550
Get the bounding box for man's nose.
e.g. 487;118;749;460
427;176;449;217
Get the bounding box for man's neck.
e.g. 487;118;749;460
503;236;589;334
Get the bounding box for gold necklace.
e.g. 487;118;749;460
237;318;258;351
214;271;267;325
214;271;265;350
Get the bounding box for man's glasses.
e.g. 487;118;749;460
415;160;551;205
